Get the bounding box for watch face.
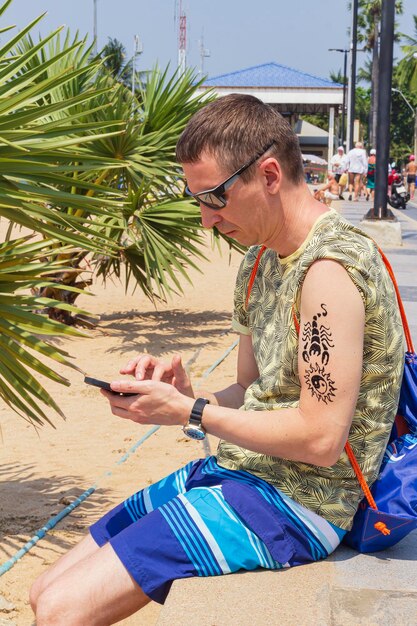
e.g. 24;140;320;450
182;425;206;440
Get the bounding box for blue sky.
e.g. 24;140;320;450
2;0;416;81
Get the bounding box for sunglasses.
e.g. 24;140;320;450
185;141;275;210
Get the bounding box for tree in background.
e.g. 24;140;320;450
0;1;235;427
397;15;417;94
100;37;135;89
356;0;403;148
329;70;347;86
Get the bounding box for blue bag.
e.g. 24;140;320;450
343;250;417;553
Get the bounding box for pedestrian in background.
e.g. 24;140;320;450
345;142;368;201
405;154;417;200
366;149;376;202
330;146;346;199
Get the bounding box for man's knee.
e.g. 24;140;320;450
35;584;85;626
35;586;63;626
29;572;46;612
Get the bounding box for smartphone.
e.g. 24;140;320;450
84;376;138;396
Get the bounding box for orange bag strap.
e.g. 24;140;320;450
344;441;378;510
245;245;267;310
376;245;414;353
244;243;409;536
245;245;301;329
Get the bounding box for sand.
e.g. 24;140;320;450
0;234;242;625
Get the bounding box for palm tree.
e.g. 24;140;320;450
0;1;221;426
100;37;135;88
13;30;219;307
355;0;403;147
397;15;417;94
0;2;135;423
357;57;372;85
329;70;347;85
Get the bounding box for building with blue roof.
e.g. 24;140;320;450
196;62;344;162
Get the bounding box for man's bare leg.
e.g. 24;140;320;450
30;534;99;611
354;174;360;201
33;540;151;626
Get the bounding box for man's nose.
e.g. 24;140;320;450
200;205;222;229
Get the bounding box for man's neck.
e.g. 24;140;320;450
265;184;328;258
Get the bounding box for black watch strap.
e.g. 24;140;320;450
189;397;210;428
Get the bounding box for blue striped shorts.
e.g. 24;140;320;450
90;456;345;604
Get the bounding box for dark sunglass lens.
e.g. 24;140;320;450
200;192;224;209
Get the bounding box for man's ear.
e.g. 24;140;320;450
260;158;281;193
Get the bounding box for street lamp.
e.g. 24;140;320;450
328;48;348;147
391;87;417;157
93;0;98;55
132;35;143;99
347;0;359;151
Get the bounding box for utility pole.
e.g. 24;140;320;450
132;35;143;99
346;0;359;151
93;0;98;55
178;0;187;75
199;31;210;76
365;0;395;221
329;48;348;147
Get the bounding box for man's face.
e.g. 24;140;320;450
182;153;267;247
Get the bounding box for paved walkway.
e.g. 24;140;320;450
157;198;417;626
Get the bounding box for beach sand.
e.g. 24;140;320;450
0;234;242;625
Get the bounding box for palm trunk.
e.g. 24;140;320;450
370;17;379;148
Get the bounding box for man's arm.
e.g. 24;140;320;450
199;334;259;408
315;182;330;195
107;261;364;467
190;259;364;465
362;152;369;173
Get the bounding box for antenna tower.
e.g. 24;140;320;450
178;0;187;74
199;31;210;76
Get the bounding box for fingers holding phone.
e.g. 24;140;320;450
119;353;194;397
84;376;138;396
120;354;174;383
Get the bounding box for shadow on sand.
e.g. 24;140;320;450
0;462;111;561
99;308;233;355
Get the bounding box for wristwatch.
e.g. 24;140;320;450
182;398;209;440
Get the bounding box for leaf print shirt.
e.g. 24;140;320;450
216;209;404;530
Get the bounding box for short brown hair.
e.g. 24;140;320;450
176;94;304;184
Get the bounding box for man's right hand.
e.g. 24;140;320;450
120;354;194;398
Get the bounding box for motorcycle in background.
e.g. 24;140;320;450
388;173;410;210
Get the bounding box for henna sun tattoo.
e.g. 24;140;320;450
304;363;337;404
301;304;337;403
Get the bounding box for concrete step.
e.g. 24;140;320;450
158;533;417;626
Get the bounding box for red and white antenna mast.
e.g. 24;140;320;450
178;0;187;74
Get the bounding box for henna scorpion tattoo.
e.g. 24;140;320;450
302;304;337;403
302;304;334;366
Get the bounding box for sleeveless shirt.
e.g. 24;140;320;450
216;210;404;529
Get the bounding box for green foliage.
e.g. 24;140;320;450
0;237;89;426
356;0;403;48
0;1;225;426
390;81;416;163
0;3;131;424
397;15;417;94
329;70;347;85
299;114;329;132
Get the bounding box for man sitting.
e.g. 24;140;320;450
314;172;340;205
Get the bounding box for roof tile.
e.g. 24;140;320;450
202;62;341;88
